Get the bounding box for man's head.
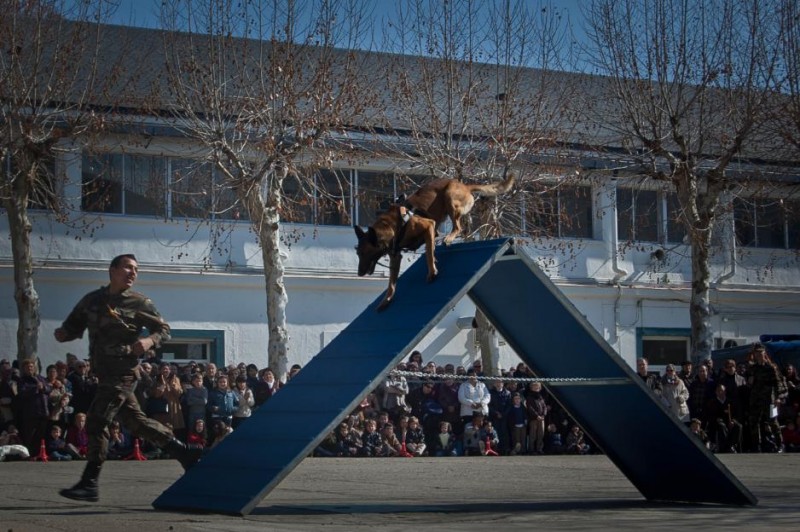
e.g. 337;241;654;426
109;254;139;293
636;358;649;376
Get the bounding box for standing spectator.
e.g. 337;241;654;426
253;368;280;407
435;376;461;436
636;358;662;397
689;364;715;422
488;380;511;454
679;360;695;389
747;344;788;452
203;363;218;393
149;363;185;441
244;364;260;391
0;361;16;428
661;365;690;422
505;392;528;455
183;373;208;428
525;382;548;455
67;360;97;417
207;375;238;427
231;376;255;429
457;369;490;428
46;364;71;429
16;358;51;454
381;364;410;420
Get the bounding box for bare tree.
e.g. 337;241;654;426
159;0;373;379
375;0;580;373
0;0;123;361
582;0;785;362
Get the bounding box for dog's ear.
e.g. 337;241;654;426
394;193;407;204
354;225;366;240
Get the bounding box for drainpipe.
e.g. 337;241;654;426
608;181;628;283
717;206;736;285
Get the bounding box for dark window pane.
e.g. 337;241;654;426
666;193;687;244
281;173;313;223
125;155;165;216
634;190;659;242
316;169;352;226
734;198;756;247
617;187;633;241
82;153;123;213
788;200;800;250
560;185;593;238
642;338;689;366
171;159;212;219
357;171;394;226
754;199;785;249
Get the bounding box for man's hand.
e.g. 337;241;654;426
54;328;69;342
131;337;155;357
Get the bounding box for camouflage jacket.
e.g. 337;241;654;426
747;363;788;406
59;285;170;379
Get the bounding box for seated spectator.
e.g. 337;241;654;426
462;412;485;456
430;421;458;457
65;413;89;459
314;430;341;457
689;418;710;449
565;424;591;455
479;420;500;456
360;419;383;457
781;418;800;453
379;423;402;457
45;425;74;461
106;420;132;460
0;424;29;461
405;416;427;456
335;421;362;457
208;419;233;450
544;423;564;455
186;418;207;450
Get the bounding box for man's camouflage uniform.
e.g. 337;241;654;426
746;361;788;452
58;285;174;463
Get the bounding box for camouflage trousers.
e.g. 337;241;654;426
86;380;175;463
747;401;783;451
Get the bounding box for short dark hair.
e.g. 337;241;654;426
110;254;137;268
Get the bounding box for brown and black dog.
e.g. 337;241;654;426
354;172;515;311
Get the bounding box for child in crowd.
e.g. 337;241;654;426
782;418;800;453
565;424;592;455
431;421;458;457
380;423;402;457
208;419;232;450
187;418;207;450
360;419;383;457
689;418;710;449
336;421;362;457
46;425;74;461
479;420;500;456
65;412;88;458
182;373;208;428
405;416;427;456
506;392;527;455
462;412;486;456
231;375;254;429
544;423;564;455
207;375;239;427
106;420;132;460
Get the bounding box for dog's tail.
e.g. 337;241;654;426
466;172;515;197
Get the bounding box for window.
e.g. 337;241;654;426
356;170;395;226
734;197;800;249
281;172;313;224
315;169;352;226
156;330;224;367
618;188;686;244
170;159;212;219
637;327;691;368
523;183;593;239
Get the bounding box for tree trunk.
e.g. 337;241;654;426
690;234;714;364
5;190;39;362
240;168;290;382
475;308;498;376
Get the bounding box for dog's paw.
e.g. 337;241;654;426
377;299;392;312
427;269;439;283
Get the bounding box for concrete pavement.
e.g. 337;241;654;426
1;453;798;531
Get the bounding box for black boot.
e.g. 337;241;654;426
165;438;201;471
60;461;101;502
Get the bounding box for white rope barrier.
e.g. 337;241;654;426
387;370;630;386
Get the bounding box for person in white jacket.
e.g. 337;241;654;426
457;369;491;427
661;364;690;422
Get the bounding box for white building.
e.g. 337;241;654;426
2;22;799;377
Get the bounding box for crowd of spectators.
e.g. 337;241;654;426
1;343;798;462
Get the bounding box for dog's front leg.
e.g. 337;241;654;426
423;219;438;282
377;252;402;312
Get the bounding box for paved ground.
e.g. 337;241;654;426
1;453;798;531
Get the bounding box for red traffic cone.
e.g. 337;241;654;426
484;437;499;456
400;441;414;457
32;438;49;462
124;438;148;461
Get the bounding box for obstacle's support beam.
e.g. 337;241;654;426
153;239;514;515
468;250;756;505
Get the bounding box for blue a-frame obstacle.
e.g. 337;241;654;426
153;238;756;515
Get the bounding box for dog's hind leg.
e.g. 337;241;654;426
422;219;439;282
